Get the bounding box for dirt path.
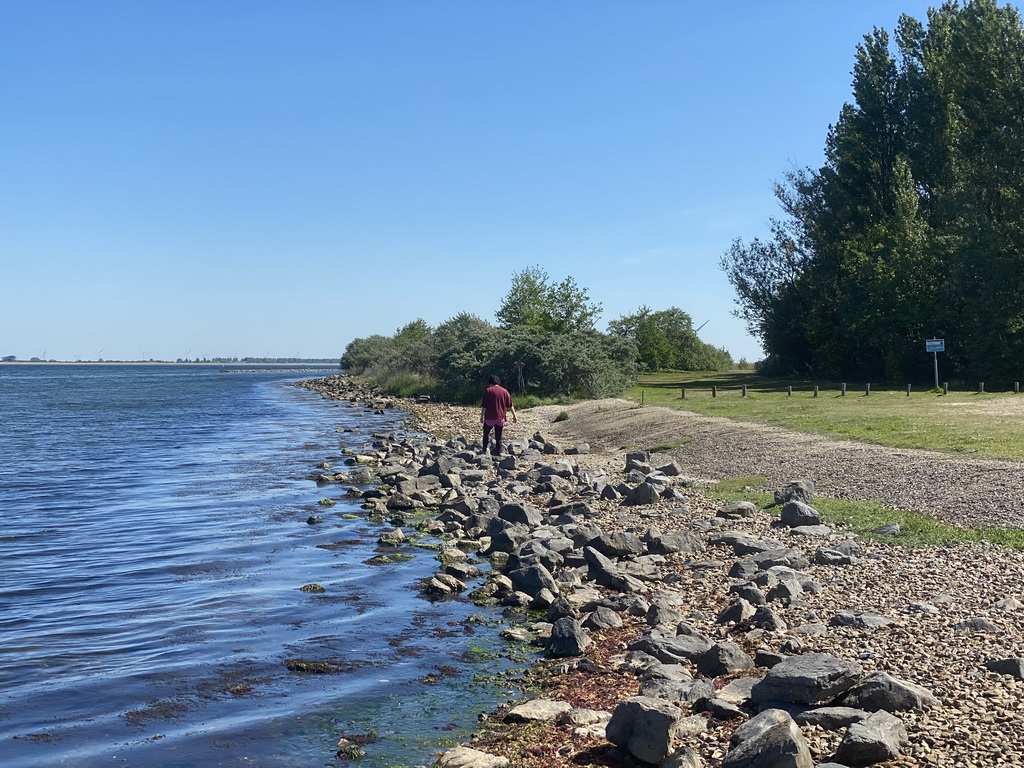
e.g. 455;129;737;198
519;399;1024;531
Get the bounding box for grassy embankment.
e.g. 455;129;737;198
621;370;1024;549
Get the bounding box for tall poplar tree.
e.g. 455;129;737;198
722;0;1024;382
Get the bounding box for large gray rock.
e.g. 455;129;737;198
775;480;815;505
591;531;645;558
583;546;647;593
835;672;939;711
508;563;559;598
830;610;893;629
660;746;704;768
722;708;813;768
583;545;621;585
794;706;870;729
780;501;822;528
639;677;713;704
632;633;712;664
498;502;543;527
730;548;811;577
984;657;1024;680
833;710;908;766
504;698;573;723
583;605;623;630
720;500;758;518
647;599;687;627
547;617;591;657
733;537;787;556
622;481;662;506
606;695;683;765
751;653;863;705
718;597;757;625
433;745;509;768
646;530;706;555
697;641;755;677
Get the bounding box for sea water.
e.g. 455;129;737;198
0;365;523;767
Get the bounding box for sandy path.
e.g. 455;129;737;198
515;399;1024;531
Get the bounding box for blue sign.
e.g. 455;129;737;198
926;338;945;353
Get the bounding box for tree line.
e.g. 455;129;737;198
721;0;1024;384
342;267;731;401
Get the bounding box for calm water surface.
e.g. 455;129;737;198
0;365;521;767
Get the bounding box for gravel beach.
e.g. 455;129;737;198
401;396;1024;768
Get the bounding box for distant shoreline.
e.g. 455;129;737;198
0;361;340;367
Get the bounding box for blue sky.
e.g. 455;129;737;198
1;0;949;362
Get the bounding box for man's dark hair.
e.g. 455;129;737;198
487;375;501;386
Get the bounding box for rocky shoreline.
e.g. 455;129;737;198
296;375;1024;768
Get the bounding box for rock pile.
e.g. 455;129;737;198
299;378;1024;768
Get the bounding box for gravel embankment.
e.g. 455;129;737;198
403;396;1024;768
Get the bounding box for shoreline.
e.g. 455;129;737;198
301;375;1024;768
0;361;339;367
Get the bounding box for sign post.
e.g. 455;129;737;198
926;338;945;389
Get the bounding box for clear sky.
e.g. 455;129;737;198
1;0;951;362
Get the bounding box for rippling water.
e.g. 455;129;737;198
0;365;521;767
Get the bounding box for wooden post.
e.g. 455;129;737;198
943;381;949;395
681;388;686;399
787;385;792;397
742;384;747;398
813;385;819;397
907;383;911;396
1016;382;1020;394
641;390;645;405
979;382;985;393
841;382;846;397
712;385;717;398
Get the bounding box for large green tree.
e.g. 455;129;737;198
495;266;603;334
722;0;1024;382
609;306;732;372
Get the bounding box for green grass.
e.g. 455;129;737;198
625;370;1024;460
707;476;1024;550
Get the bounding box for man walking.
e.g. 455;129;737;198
481;375;517;456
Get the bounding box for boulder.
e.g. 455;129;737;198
833;710;908;766
984;657;1024;680
433;746;509;767
646;530;706;555
871;522;901;536
722;708;812;768
720;500;758;519
504;698;572;723
660;746;703;768
954;616;1000;632
830;610;893;629
583;606;623;630
697;642;755;677
647;599;687;627
633;633;713;664
591;531;645;558
780;501;822;528
498;503;543;527
794;706;870;729
508;563;559;598
622;482;662;506
606;696;683;765
547;617;591;657
717;597;756;625
815;548;855;566
751;653;863;705
835;672;939;711
774;480;815;505
639;677;713;705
